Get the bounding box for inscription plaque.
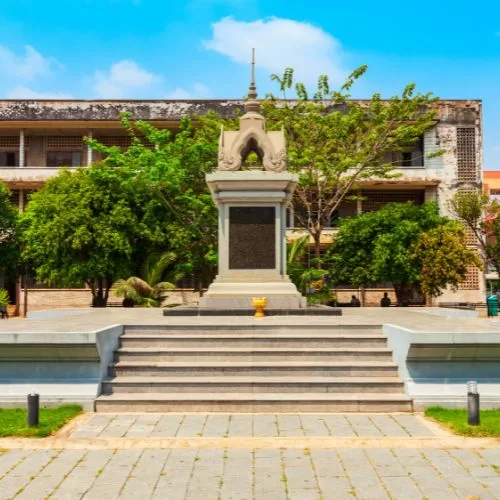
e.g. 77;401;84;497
229;207;276;269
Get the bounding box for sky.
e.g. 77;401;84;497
0;0;498;168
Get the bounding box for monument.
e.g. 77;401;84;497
200;50;306;309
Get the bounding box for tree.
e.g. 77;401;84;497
327;202;481;304
262;66;442;263
450;190;500;276
87;113;219;290
20;165;163;306
412;223;482;299
0;183;19;283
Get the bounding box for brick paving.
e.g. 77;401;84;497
72;413;436;439
0;414;499;499
0;446;499;499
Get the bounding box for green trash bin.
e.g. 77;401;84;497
487;295;498;317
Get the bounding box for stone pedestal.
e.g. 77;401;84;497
200;171;306;309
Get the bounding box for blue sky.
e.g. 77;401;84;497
0;0;498;168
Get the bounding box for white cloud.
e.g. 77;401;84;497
166;82;212;99
93;60;160;98
203;17;347;85
6;86;73;99
0;44;56;80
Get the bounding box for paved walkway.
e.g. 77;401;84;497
72;413;438;439
0;445;499;499
0;413;499;499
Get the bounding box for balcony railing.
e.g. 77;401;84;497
0;166;81;185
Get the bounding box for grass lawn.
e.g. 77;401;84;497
425;406;500;437
0;405;82;438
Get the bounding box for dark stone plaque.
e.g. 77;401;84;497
229;207;276;269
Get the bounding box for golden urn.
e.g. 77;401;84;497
252;297;268;318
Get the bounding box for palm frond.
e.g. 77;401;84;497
112;279;143;303
287;235;309;265
126;276;153;296
143;251;177;286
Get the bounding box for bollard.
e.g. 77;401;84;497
27;392;39;427
467;381;480;426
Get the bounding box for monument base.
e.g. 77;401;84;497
199;280;307;309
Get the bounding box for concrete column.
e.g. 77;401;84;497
357;197;362;215
87;130;93;167
289;206;294;228
19;129;25;167
280;203;287;275
19;188;24;213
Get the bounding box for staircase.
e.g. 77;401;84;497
95;324;412;412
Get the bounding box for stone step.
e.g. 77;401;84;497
94;392;413;413
110;361;399;378
115;347;393;362
120;334;387;348
123;325;383;336
101;376;405;394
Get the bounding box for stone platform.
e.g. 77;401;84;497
0;307;500;411
163;306;342;316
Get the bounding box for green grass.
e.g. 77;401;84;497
425;406;500;437
0;405;82;438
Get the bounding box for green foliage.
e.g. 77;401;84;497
451;189;500;276
262;66;442;261
286;235;311;294
425;406;500;437
88;113;220;286
0;405;82;438
286;236;333;304
328;202;480;303
20;112;222;305
113;251;176;307
20;165;159;305
0;183;20;279
412;223;482;298
450;189;489;225
113;277;174;307
0;288;9;307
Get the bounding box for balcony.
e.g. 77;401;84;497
0;166;81;188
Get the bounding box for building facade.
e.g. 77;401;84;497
0;99;484;311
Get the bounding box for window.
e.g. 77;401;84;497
458;266;480;290
46;151;82;167
0;152;17;166
457;128;477;182
361;190;425;212
389;136;424;167
401;152;413;167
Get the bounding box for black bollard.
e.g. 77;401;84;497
467;381;480;426
27;392;39;427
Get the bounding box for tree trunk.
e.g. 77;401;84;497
312;232;322;269
393;283;414;307
92;277;107;307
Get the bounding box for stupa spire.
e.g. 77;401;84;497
245;48;260;113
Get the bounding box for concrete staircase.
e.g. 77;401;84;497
95;324;412;412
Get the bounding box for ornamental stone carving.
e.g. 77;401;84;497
217;50;287;173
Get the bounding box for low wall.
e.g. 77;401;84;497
15;286;486;312
19;288;202;312
384;323;500;409
0;325;122;410
334;289;397;307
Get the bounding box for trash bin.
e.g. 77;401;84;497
487;295;498;317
